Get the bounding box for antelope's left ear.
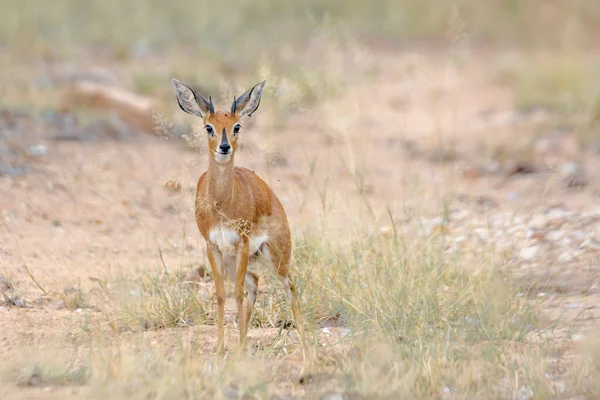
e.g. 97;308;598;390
230;80;266;118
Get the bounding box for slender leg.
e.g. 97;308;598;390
207;242;226;356
235;238;250;352
244;271;259;328
278;274;310;365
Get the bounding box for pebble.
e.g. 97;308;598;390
26;144;48;157
572;231;586;241
473;228;489;240
560;162;589;188
529;215;548;229
545;230;565;241
571;334;585;342
547;208;573;220
557;252;572;263
506;192;521;202
517;386;534;400
520;245;539;261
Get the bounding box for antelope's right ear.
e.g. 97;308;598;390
171;78;214;118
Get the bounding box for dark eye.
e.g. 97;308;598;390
205;125;214;135
233;124;241;135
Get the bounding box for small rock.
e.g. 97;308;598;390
507;224;526;234
25;144;47;158
379;226;393;235
473;227;489;240
529;230;545;240
517;385;534;400
571;334;585;342
507;161;537;176
506;192;521;202
557;252;572;263
560;162;588;188
560;237;572;247
519;245;539;261
545;230;565;241
572;231;586;241
476;196;497;208
61;81;157;134
547;208;573;220
462;166;482;180
529;215;548;229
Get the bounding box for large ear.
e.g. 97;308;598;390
230;80;266;118
172;78;214;117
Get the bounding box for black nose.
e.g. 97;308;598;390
219;142;231;153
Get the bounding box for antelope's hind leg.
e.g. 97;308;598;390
244;271;259;329
258;243;310;363
277;274;309;362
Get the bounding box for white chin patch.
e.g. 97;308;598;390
214;152;231;163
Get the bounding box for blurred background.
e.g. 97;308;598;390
1;1;600;398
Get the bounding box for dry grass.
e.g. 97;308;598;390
2;1;600;399
3;218;598;398
95;269;208;332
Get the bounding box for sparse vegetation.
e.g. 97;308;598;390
2;0;600;399
97;269;208;332
4;215;598;398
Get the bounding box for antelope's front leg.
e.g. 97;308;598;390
207;241;226;356
235;237;250;352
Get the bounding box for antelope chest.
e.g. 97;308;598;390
208;225;269;257
209;225;240;255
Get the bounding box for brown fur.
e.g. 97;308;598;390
195;111;292;276
192;109;307;360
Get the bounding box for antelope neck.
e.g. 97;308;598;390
207;156;235;202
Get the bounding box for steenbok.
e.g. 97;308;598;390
172;78;308;360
